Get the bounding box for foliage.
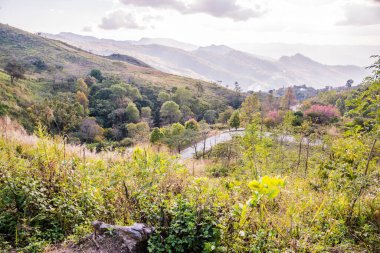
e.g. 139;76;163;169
79;117;104;142
240;93;260;125
89;69;104;82
345;80;379;132
264;110;282;128
160;101;182;125
4;61;25;84
203;110;217;124
150;127;163;144
304;104;340;124
228;110;240;130
125;102;140;123
126;122;150;143
185;118;200;131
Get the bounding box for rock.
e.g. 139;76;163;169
68;221;154;253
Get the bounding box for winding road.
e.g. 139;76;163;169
179;129;322;160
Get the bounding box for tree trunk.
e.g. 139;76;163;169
296;133;303;170
304;140;310;177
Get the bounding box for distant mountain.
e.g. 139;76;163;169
44;32;370;91
232;42;380;66
134;38;198;51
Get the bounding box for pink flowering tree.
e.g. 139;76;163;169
304;104;340;124
264;110;282;128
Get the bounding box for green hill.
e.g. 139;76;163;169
0;23;238;132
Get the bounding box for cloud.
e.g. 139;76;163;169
120;0;185;9
338;3;380;26
119;0;264;21
99;10;144;30
82;26;93;32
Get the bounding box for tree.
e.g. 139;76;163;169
346;79;354;88
158;91;170;103
141;107;152;121
335;98;346;115
77;78;89;95
5;61;25;84
79;117;104;142
180;105;194;121
228;110;240;130
185;119;199;131
173;87;192;106
125;103;140;123
240;93;260;125
166;123;187;153
203;110;217;124
199;120;211;158
150;127;163;144
160;101;182;125
76;91;89;110
218;107;234;124
304;104;340;124
280;87;296;110
126;122;150;143
89;69;104;82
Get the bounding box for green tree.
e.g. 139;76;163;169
89;69;104;82
336;98;346;115
126;122;150;143
141;107;152;121
204;110;217;124
228;110;240;130
150;127;163;144
160;101;182;125
218;107;234;124
185;119;200;131
181;105;195;121
240;93;260;125
158;91;170;103
125;103;140;123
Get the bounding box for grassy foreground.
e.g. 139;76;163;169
0;120;379;252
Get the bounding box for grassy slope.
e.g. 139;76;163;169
0;24;234;103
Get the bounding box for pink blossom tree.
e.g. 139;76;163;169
304;104;340;124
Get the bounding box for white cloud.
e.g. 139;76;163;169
119;0;264;21
338;3;380;26
99;10;144;30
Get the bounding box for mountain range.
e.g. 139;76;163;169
43;32;370;91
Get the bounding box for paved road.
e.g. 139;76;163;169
179;129;322;160
180;129;244;159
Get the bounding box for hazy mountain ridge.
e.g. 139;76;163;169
44;32;370;91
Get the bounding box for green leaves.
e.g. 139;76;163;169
248;176;286;206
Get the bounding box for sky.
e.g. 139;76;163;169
0;0;379;63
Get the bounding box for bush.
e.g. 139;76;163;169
119;137;134;147
304;104;339;124
147;197;220;253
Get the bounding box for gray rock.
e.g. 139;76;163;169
83;221;154;253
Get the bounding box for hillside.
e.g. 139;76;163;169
0;24;239;133
43;32;370;91
0;23;235;104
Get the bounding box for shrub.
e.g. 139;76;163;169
147;197;220;253
304;104;339;124
264;110;282;128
